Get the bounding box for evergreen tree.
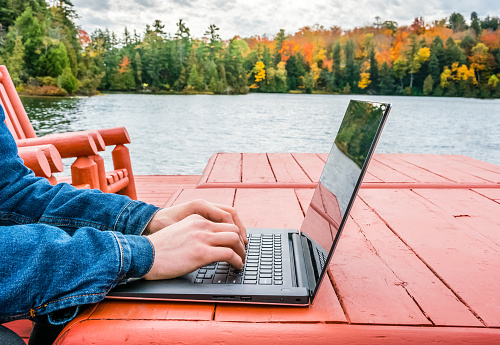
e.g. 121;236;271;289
7;7;44;76
273;29;286;66
470;12;481;37
444;37;466;66
332;41;342;90
344;40;359;92
368;48;379;93
378;62;394;94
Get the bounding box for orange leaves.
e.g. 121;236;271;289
481;31;500;50
279;40;298;63
376;50;392;66
469;43;489;73
303;43;314;65
119;56;131;74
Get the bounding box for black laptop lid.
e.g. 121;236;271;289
300;100;391;302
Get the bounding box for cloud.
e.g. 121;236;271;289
72;0;500;39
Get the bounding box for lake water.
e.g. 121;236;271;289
21;93;500;175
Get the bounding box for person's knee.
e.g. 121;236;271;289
0;325;25;345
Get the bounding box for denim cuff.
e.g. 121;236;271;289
124;235;155;278
115;201;160;236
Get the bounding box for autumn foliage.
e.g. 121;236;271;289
1;2;499;98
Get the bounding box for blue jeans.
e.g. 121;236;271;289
0;105;159;325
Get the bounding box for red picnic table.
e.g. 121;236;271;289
50;153;500;344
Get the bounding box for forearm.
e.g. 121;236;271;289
0;224;154;324
0;106;160;235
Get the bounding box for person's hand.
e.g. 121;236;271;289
143;214;246;280
144;199;247;244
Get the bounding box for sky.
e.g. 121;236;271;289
71;0;500;39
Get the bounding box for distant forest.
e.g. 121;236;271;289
1;0;500;98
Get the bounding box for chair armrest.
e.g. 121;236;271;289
96;127;131;146
16;132;100;158
18;147;51;177
26;144;64;173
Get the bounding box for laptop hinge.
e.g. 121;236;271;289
293;234;316;294
290;233;309;290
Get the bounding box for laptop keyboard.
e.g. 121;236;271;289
194;233;284;285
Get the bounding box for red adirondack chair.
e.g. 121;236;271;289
0;65;137;199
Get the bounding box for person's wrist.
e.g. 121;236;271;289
125;235;155;278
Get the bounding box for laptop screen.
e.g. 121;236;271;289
299;100;391;301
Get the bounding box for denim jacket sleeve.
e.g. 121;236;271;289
0;106;160;324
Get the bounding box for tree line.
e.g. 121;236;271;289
1;1;499;98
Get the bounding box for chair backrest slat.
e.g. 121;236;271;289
0;84;26;139
0;98;19;139
0;65;37;139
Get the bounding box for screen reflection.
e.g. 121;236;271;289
300;100;389;257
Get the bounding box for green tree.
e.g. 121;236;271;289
43;41;70;77
368;48;379;93
57;66;78;93
444;37;466;66
448;12;467;32
344;40;359;92
273;29;286;66
378;62;394;94
6;7;45;75
332;41;342;90
470;12;481;37
423;74;433;95
5;35;25;86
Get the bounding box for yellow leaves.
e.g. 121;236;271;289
471;42;488;56
252;61;266;83
358;61;371;89
358;72;371;89
310;62;321;86
455;64;474;82
488;74;500;88
441;64;477;87
469;43;488;73
416;47;430;62
440;66;452;88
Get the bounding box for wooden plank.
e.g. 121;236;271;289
90;300;214;321
412;189;500;248
292;153;325;182
436;156;500;184
360;188;500;327
318;153;328;162
366;159;418;183
215;274;347;323
473;189;500;202
351;197;482;326
448;155;500;174
55;321;500;345
294;189;315;215
233;189;304;229
395;154;494;184
331;206;432;326
363;172;383;183
242;153;275;183
267;153;311;183
207;153;241;183
168;188;236;207
197;153;217;186
374;154;453;183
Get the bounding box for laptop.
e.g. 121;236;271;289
108;100;391;305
